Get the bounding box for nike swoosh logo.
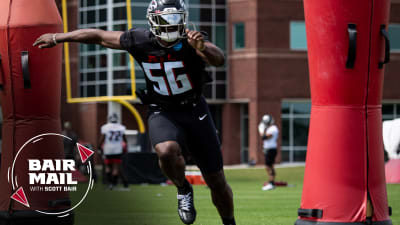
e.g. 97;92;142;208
199;114;207;120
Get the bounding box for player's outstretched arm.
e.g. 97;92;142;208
186;29;225;67
33;29;124;50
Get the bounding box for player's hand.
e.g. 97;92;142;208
186;29;205;51
33;33;57;49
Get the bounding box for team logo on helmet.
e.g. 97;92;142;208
148;0;157;12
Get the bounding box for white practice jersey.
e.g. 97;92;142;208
259;123;279;150
101;123;126;155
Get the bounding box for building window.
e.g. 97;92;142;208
281;101;400;163
290;22;400;51
215;26;226;51
78;0;144;98
290;21;307;50
382;103;400;120
281;101;311;162
233;23;245;49
389;24;400;52
78;0;227;100
188;0;228;100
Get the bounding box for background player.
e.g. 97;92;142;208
258;114;279;191
62;121;78;161
33;1;235;224
99;113;129;190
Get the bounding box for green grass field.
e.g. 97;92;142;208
71;166;400;225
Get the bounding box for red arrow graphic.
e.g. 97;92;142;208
77;143;94;163
11;187;30;208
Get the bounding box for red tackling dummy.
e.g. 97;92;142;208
0;1;73;224
297;0;392;224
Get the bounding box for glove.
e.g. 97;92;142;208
262;135;268;140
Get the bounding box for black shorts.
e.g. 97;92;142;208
148;96;223;174
264;148;277;166
104;154;123;165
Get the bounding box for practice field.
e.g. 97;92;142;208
71;166;400;225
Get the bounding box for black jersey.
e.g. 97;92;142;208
120;27;211;107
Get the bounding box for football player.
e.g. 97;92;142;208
33;0;235;224
258;114;279;191
99;113;129;190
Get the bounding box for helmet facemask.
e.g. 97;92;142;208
147;8;187;43
108;113;119;123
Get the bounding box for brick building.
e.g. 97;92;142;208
56;0;400;165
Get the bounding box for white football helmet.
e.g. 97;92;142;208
262;114;274;126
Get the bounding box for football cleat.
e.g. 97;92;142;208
262;183;275;191
177;187;196;224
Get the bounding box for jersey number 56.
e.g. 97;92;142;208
142;61;193;96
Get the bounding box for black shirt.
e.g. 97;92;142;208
119;27;211;106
